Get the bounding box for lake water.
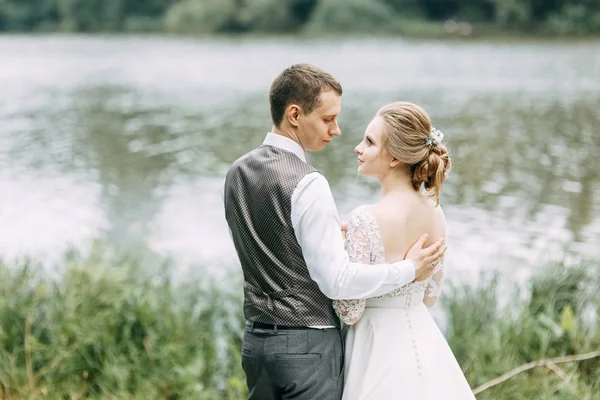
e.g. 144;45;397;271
1;34;599;285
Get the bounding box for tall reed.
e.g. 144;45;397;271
1;250;598;399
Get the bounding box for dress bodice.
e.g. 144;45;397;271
333;206;444;325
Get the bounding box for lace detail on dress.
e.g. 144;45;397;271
384;261;443;300
332;206;375;325
424;262;444;306
345;206;385;264
332;298;366;325
427;280;443;298
333;206;445;324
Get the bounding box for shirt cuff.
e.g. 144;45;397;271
389;260;416;285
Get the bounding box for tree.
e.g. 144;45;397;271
164;0;236;33
306;0;402;33
57;0;125;31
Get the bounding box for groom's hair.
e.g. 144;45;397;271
269;64;342;127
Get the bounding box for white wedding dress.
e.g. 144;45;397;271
333;206;476;400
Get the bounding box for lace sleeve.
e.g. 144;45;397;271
424;261;444;307
332;209;370;325
425;209;447;307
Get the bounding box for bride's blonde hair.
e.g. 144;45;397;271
377;102;451;205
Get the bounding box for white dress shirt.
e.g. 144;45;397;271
263;133;416;302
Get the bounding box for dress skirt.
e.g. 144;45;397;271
342;291;476;400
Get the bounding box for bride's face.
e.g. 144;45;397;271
355;116;392;178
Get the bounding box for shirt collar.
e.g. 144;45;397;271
263;132;306;163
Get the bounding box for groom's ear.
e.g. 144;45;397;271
288;105;300;127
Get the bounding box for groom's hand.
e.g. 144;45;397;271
340;222;348;240
405;234;446;282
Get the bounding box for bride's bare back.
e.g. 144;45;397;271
366;191;446;263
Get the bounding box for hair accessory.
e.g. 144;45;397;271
425;128;444;146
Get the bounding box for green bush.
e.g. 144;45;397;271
305;0;403;34
545;3;600;35
164;0;296;34
0;249;247;399
493;0;531;28
57;0;125;32
1;248;598;398
237;0;295;33
164;0;236;34
123;16;164;33
444;262;600;399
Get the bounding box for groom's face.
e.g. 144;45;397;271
296;90;341;152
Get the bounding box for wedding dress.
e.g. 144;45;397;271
333;206;476;400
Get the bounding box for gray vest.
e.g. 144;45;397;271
224;145;339;327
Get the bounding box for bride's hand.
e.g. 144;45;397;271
405;234;446;282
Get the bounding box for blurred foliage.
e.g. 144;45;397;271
305;0;402;34
163;0;293;34
444;261;600;399
0;246;247;399
1;248;598;397
164;0;235;34
1;0;600;35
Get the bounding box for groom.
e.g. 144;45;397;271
224;64;446;400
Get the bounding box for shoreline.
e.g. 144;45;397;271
2;28;600;43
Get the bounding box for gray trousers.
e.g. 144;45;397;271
241;322;344;400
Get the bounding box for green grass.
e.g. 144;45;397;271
0;247;247;399
1;248;598;399
444;262;600;399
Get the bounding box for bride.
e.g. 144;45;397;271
333;102;475;400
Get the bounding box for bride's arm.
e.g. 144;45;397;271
424;210;447;307
332;211;370;324
423;261;444;307
333;298;366;325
